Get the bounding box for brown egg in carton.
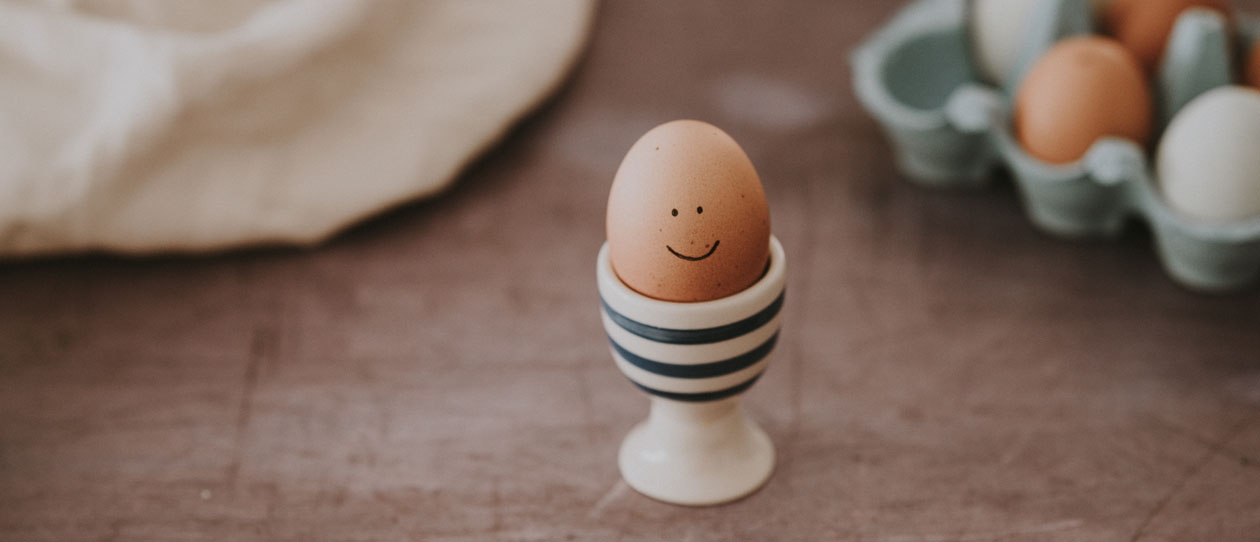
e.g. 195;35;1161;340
852;0;1260;292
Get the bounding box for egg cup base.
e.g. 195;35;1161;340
618;397;775;507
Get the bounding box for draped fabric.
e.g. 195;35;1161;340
0;0;595;256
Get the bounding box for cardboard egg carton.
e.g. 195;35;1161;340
851;0;1260;292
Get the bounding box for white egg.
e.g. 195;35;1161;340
971;0;1113;85
1158;86;1260;222
970;0;1039;84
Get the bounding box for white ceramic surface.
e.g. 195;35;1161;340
619;397;775;507
596;236;786;506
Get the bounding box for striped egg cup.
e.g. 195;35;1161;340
596;236;786;506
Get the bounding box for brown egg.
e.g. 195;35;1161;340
1015;37;1153;164
606;120;771;303
1103;0;1231;72
1248;40;1260;89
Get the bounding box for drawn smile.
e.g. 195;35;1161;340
667;240;719;261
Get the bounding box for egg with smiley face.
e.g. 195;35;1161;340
607;120;771;302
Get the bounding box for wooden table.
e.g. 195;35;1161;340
3;2;1259;540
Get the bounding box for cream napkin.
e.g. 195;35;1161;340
0;0;594;256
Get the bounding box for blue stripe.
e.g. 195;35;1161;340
609;332;778;379
600;291;784;345
628;373;764;402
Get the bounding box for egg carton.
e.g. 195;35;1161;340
851;0;1260;292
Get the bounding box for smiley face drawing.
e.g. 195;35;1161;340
606;120;771;302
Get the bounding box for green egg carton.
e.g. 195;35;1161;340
851;0;1260;292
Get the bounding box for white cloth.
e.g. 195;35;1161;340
0;0;594;255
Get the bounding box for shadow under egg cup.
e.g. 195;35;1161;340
596;236;786;506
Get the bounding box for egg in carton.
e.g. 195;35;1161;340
851;0;1260;292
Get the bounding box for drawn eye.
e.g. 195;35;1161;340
697;206;703;214
671;209;678;217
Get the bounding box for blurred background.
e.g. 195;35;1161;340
1;1;1258;540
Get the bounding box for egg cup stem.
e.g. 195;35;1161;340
618;396;775;507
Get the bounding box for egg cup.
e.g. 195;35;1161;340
852;0;1260;291
596;236;786;506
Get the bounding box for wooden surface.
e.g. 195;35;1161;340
3;2;1260;540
